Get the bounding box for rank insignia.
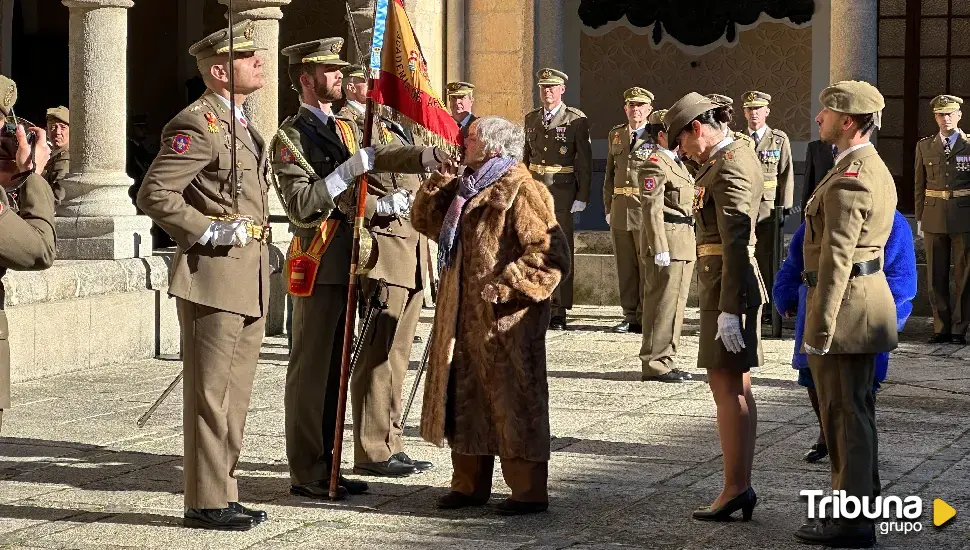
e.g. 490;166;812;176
280;147;295;164
613;133;621;145
559;146;568;155
204;112;219;133
634;149;648;160
844;171;859;177
644;177;656;191
649;156;659;162
725;152;734;159
172;134;191;154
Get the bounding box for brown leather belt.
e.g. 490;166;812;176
664;213;694;226
925;189;970;199
801;258;881;287
529;164;574;175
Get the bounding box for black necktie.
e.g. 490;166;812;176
630;131;637;151
752;132;761;147
327;116;337;134
944;137;952;157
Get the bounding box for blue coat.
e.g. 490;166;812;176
772;211;917;381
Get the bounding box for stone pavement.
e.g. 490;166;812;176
1;306;969;549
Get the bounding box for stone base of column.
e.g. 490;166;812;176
265;221;293;337
55;215;154;260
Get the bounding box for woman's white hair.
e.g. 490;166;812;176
473;115;525;161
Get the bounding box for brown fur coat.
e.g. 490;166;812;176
411;162;570;461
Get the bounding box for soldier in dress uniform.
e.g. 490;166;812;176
603;87;653;333
336;64;367;134
272;38;444;495
794;81;896;549
523;68;592;330
43;106;69;206
0;76;56;433
447;82;476;139
137;22;274;531
743;91;793;319
915;95;970;345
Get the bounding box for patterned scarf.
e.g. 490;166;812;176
437;155;517;272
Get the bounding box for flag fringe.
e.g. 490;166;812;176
372;102;462;157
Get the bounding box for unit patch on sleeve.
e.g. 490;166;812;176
280;147;296;164
172;134;192;154
643;177;656;191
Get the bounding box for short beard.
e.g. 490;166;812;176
315;80;342;103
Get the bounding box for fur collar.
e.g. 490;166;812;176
466;162;529;212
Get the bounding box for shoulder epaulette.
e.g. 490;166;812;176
611;123;625;131
918;135;934;142
566;106;586;118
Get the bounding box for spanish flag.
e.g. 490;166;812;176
369;0;461;151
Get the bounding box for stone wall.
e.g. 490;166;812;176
579;22;813;140
465;0;535;121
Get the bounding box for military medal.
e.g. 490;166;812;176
692;187;705;211
204;112;219;133
634;148;648;160
559;146;567;155
556;127;567;142
612;133;621;145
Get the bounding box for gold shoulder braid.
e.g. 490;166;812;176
270;130;322;229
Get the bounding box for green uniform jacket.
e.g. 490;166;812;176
523;104;592;210
637;148;697;262
752;126;794;222
42;147;69;206
915;131;970;234
602;123;644;232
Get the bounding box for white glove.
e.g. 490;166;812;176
420;147;448;170
376;188;413;218
714;312;745;354
605;213;611;225
571;200;586;213
334;147;375;183
233;221;250;247
804;343;828;356
917;220;924;238
655;251;670;267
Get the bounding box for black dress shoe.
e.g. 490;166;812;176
437;491;489;509
183;507;254;531
549;316;567;331
692;488;757;522
670;368;693;380
794;518;875;548
228;502;267;523
353;457;417;477
629;323;643;334
642;370;686;383
954;335;968;346
391;452;434;472
804;443;828;463
929;333;952;344
290;480;349;501
496;498;548;516
612;321;633;333
338;475;369;495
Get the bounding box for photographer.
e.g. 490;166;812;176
0;75;57;431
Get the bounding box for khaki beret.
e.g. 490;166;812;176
189;20;264;60
46;106;69;125
536;68;568;86
819;80;885;114
664;92;718;138
0;75;15;117
282;38;349;67
447;81;475;97
624;87;654;104
932;95;963;114
706;93;734;107
743;91;771;108
342;64;366;79
648;109;667;126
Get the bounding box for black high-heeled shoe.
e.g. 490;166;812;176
692;487;757;522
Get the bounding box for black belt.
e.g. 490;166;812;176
664;213;695;226
801;258;881;287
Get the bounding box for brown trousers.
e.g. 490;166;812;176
640;260;694;376
451;451;548;503
611;225;643;324
351;278;423;464
552;210;574;316
755;219;778;308
809;353;880;501
285;284;346;485
178;299;264;509
925;231;970;336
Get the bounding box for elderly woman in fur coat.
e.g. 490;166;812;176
411;115;570;516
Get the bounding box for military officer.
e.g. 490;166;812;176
603;87;653;333
743;91;793;316
273;38;443;495
794;81;896;549
336;64;367;134
523;68;592;330
42;106;69;206
915;95;970;345
0;76;56;432
137;22;273;531
637;109;695;382
447;82;477;139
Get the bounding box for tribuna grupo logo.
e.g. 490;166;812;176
801;490;924;534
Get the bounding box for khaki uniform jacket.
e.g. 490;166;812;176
0;174;57;409
602;124;645;231
523;104;592;209
693;139;767;314
803;145;898;354
42;147;69;206
752;126;794;222
271;107;426;286
137;91;271;319
915;131;970;234
336;102;365;135
637;149;697;262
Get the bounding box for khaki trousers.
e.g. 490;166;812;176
178;299;264;509
285;284;346;485
925;231;970;336
451;451;548;503
351;278;423;464
611;225;643;324
809;353;880;502
640;259;694;376
755;220;777;309
552;210;574;317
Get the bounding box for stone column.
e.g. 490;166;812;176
347;0;375;67
466;0;535;120
829;0;877;84
58;0;153;260
445;0;465;83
